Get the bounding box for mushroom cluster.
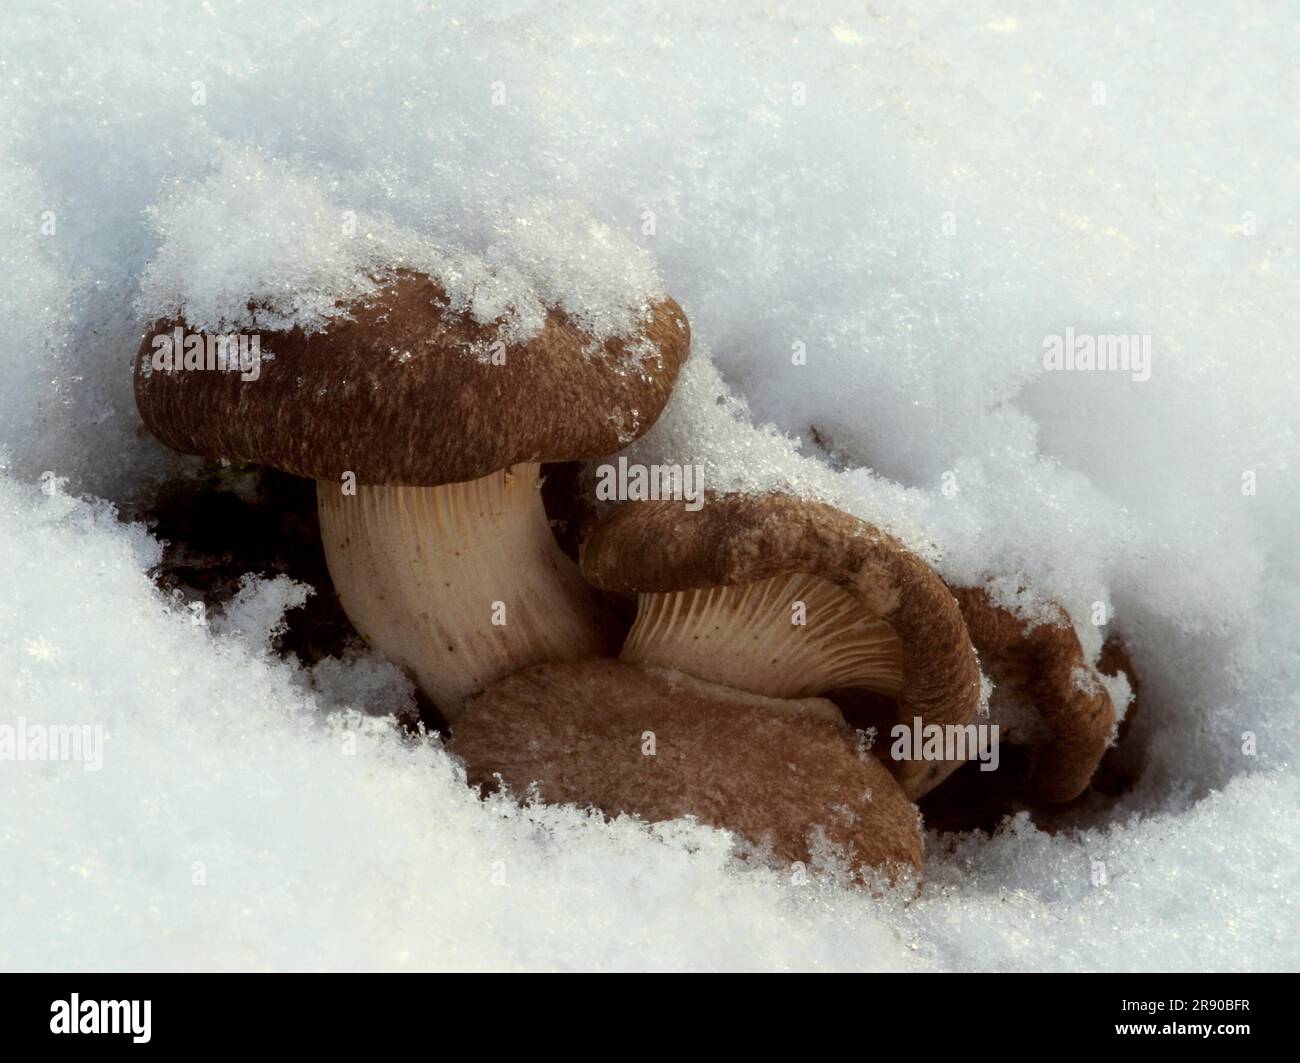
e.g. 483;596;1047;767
136;271;1137;888
451;493;984;882
576;493;984;800
136;271;690;717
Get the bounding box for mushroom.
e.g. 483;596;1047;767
1090;635;1143;797
134;270;691;718
947;587;1122;803
578;493;984;799
449;657;924;882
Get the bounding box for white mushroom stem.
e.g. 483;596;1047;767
317;462;606;720
620;573;904;715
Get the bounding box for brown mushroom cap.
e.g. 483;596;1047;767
134;269;691;482
579;494;983;797
950;587;1118;803
449;657;924;882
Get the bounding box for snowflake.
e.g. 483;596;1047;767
23;637;60;663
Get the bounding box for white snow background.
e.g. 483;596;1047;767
1;0;1297;970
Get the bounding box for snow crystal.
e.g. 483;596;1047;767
210;573;313;652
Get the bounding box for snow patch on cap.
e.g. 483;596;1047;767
137;146;665;344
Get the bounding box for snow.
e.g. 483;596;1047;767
1;0;1297;970
136;147;664;343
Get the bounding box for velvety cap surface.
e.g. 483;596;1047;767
450;657;924;879
134;270;690;484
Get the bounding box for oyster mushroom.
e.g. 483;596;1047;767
578;494;984;799
449;657;924;881
134;270;691;718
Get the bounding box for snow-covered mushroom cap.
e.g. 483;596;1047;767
579;493;983;798
951;587;1120;803
134;269;690;485
450;657;924;882
134;270;691;718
